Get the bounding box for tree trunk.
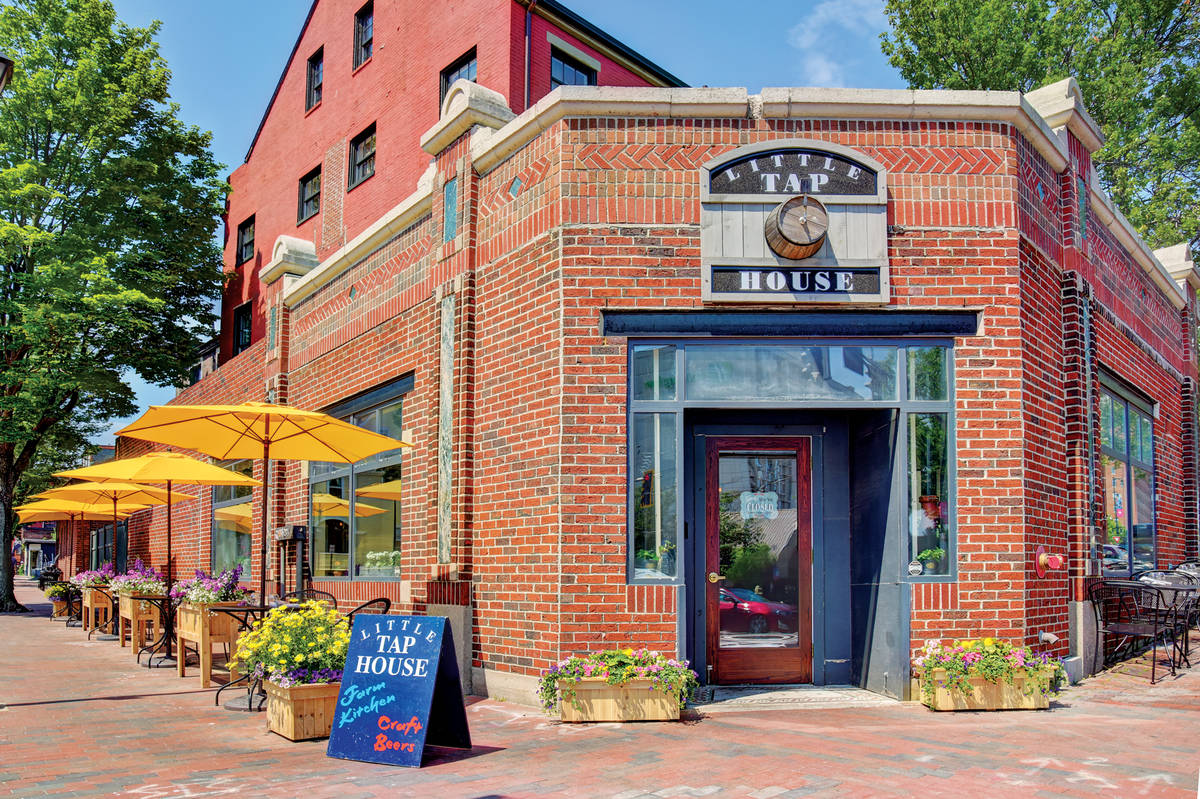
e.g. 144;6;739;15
0;483;30;613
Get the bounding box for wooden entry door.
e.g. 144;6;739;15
705;436;812;684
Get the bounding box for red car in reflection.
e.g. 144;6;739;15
719;587;797;634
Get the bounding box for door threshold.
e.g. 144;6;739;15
690;683;897;713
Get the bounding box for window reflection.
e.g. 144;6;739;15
1099;390;1155;575
908;413;949;575
631;413;677;578
686;345;897;401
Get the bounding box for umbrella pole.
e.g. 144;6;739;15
260;424;270;605
165;480;174;660
165;481;173;592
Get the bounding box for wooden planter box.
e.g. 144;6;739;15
265;681;341;741
558;678;681;723
81;586;111;632
175;601;243;687
50;599;69;618
915;667;1053;711
117;594;164;653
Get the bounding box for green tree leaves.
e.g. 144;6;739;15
881;0;1200;253
0;0;227;611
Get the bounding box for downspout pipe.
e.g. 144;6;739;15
524;0;537;112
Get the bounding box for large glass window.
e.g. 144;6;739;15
626;340;954;583
310;382;408;580
907;413;950;575
1100;388;1155;575
90;521;127;571
212;459;253;576
631;413;678;579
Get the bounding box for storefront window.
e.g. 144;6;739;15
309;377;409;580
90;522;127;571
1100;389;1155;575
631;413;678;579
212;459;253;575
686;345;897;401
907;413;950;576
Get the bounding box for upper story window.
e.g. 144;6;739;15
551;48;597;88
353;2;373;69
298;166;321;222
440;47;477;105
1099;385;1156;576
232;301;252;356
306;47;323;110
348;124;376;189
235;215;255;266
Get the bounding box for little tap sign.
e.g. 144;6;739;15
326;615;470;767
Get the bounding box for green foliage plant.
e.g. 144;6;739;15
232;601;350;686
880;0;1200;254
917;547;945;563
0;0;227;612
912;638;1066;704
537;648;700;715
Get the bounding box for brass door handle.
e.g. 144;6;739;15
707;572;725;583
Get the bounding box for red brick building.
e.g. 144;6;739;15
99;1;1199;702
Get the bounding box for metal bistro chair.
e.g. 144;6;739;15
280;588;337;605
1090;580;1178;683
346;597;391;625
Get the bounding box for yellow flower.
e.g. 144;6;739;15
982;637;997;647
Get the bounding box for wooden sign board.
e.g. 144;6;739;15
326;615;471;767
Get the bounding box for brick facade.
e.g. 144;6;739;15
107;6;1197;702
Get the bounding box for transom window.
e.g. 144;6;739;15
235;215;254;265
310;376;410;581
306;48;323;109
551;48;596;88
348;124;376;189
353;2;373;69
298;166;321;222
628;340;955;583
440;48;477;105
1099;385;1155;575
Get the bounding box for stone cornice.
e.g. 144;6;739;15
1024;77;1105;154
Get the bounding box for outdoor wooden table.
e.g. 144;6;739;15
81;586;111;633
175;601;245;688
118;593;164;654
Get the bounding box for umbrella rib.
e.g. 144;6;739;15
269;421;357;463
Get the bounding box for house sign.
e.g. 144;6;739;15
700;140;890;305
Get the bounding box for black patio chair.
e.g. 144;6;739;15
38;563;62;591
280;588;337;605
346;597;391;624
1090;580;1178;683
1135;570;1198;666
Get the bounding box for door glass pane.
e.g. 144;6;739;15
632;345;677;401
907;413;950;575
311;477;350;577
907;347;948;401
1101;454;1130;575
1131;465;1154;571
687;345;897;401
631;413;678;578
716;452;800;650
353;465;402;578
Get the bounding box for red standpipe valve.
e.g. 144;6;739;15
1035;545;1064;577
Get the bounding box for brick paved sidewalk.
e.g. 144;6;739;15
3;578;1198;799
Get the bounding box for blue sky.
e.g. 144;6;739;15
102;0;904;440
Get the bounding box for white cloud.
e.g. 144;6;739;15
786;0;890;87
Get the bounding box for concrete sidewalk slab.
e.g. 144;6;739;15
3;578;1199;798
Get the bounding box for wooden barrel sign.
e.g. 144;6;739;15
764;195;828;260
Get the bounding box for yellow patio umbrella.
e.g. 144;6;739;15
34;482;194;560
53;452;261;586
116;402;411;602
15;499;147;580
354;479;404;501
311;492;387;518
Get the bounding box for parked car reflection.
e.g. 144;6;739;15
719;587;797;634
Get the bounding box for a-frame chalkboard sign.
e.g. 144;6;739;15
327;615;471;767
